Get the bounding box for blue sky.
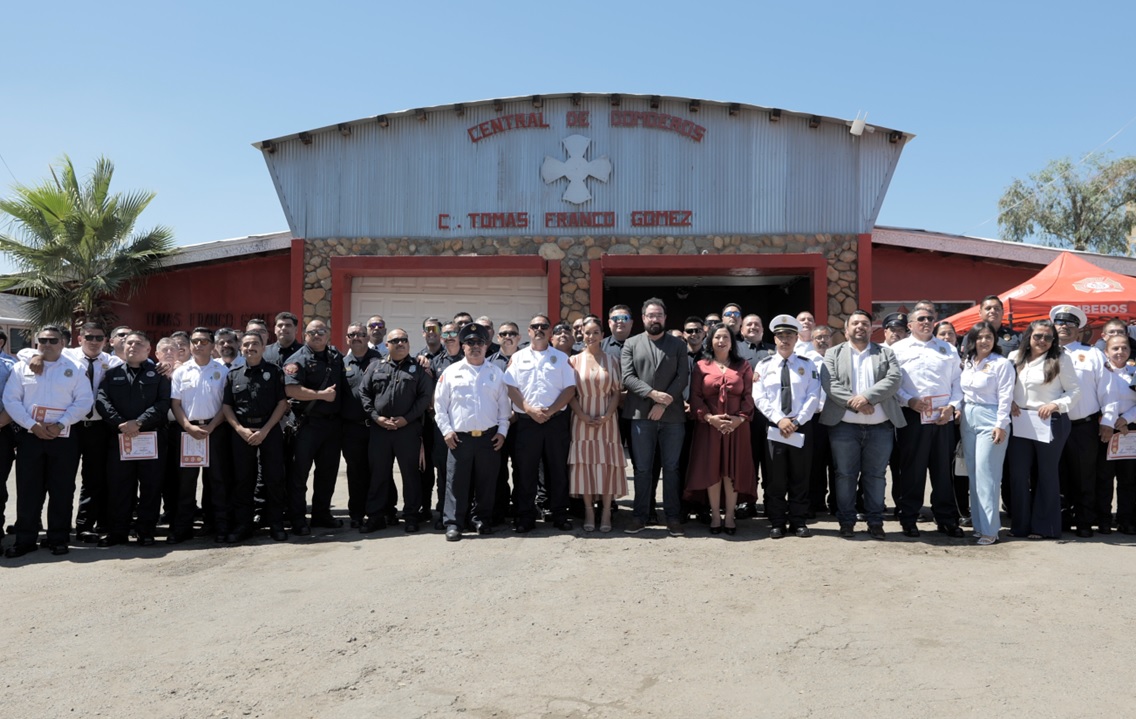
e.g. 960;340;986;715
2;0;1134;251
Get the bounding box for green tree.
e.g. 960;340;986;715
0;155;175;331
998;154;1136;254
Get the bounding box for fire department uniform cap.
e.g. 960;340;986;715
1049;305;1087;328
883;312;908;329
769;314;802;334
458;323;490;344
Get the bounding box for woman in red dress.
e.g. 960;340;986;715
686;324;756;535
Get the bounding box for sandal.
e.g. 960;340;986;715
977;536;998;546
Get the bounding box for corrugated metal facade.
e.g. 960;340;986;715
259;94;909;239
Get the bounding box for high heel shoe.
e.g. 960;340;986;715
723;521;737;536
709;524;722;535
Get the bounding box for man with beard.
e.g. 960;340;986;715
284;319;345;534
434;323;511;541
621;298;689;536
340;323;383;528
505;314;577;533
358;328;432;533
214;328;244;369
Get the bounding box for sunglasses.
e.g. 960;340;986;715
424;325;440;333
684;328;703;334
1053;319;1077;327
368;322;385;329
530;323;551;330
306;329;328;336
346;332;365;339
441;331;459;339
463;339;486;346
1032;334;1054;342
37;336;61;345
114;331;130;338
190;338;212;345
722;311;741;318
83;334;106;342
609;315;631;323
387;337;409;345
911;316;934;323
498;331;519;338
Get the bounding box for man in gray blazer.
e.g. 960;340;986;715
621;298;689;536
820;309;906;540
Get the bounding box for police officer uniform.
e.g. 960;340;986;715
283;343;345;532
263;340;304;370
505;337;577;531
96;359;171;546
2;353;91;556
224;358;289;541
753;316;822;537
64;347;123;542
340;347;382;527
434;324;511;539
358;352;433;532
1052;305;1112;537
169;357;230;542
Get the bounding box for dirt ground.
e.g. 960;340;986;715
3;463;1135;719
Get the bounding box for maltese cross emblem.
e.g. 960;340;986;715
541;135;612;204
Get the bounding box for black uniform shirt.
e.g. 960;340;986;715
995;327;1022;356
431;350;463;379
283;345;344;417
359;355;433;423
224;361;286;426
340;348;382;422
96;360;171;430
736;336;773;371
263;340;304;370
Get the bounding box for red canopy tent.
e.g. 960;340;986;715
945;252;1136;333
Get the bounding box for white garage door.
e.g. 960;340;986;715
350;275;549;348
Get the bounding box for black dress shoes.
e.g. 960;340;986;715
769;527;785;539
77;531;100;544
445;526;462;541
1075;527;1094;538
166;530;194;545
937;524;965;538
269;525;289;542
839;524;855;538
513;521;535;534
293;524;312;536
5;543;37;558
868;525;886;540
553;518;574;531
474;521;493;535
901;526;920;538
359;517;387;534
50;544;70;556
1097;525;1112;535
793;526;812;538
137;534;156;547
310;515;344;529
98;534;126;547
404;522;419;533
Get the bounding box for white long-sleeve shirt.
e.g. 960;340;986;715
3;356;93;430
753;352;822;425
1061;342;1111;421
1008;351;1080;414
433;359;512;437
960;354;1015;431
891;336;964;410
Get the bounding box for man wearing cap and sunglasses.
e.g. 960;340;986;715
1051;304;1112;537
434;322;511;541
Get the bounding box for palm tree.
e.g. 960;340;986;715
0;155;175;332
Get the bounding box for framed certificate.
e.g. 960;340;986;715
180;433;209;468
119;431;159;461
1107;432;1136;460
32;406;71;438
920;395;951;424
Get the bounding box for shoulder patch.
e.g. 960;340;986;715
284;363;299;376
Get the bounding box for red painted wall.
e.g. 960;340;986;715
872;246;1039;303
114;253;290;340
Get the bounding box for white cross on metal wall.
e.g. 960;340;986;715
541;134;612;204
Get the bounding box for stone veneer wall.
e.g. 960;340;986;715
302;234;858;331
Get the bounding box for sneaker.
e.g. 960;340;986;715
623;519;647;534
667;520;685;537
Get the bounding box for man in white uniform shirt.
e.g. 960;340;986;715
3;325;93;557
169;328;230;544
505;313;577;533
1097;333;1136;535
434;323;512;542
1051;305;1113;537
891;302;964;538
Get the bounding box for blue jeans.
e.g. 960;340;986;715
828;421;894;527
961;402;1007;538
630;419;684;521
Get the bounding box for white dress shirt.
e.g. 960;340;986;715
62;347;123;420
891;336;964;410
1008;351;1080;413
1061;342;1111;421
842;344;888;425
1100;362;1136;427
960;354;1015;431
753;352;822;425
171;358;229;421
503;345;576;412
433;359;512;437
2;356;93;430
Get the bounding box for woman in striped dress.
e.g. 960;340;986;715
568;317;627;532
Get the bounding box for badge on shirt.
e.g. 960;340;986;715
101;362;108;370
797;367;805;376
64;368;73;377
147;371;156;377
212;371;220;380
939;346;947;355
284;364;299;376
550;355;558;365
409;365;417;374
263;371;271;381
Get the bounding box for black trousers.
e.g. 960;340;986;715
444;431;501;527
14;431;79;546
73;420;111;533
1061;416;1102;530
895;408;958;528
750;413;769;510
1095;423;1136;528
173;425;231;535
162;420;181;518
231;424;286;529
430;421;450;514
107;432;165;538
494;426;518;521
512;411;571;524
288;416;342;524
0;425;17;530
341;421;371;522
808;421;835;512
367;421;423;518
763;419;814;529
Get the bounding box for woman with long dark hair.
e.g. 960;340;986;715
685;323;756;535
1007;319;1080;539
959;321;1015;544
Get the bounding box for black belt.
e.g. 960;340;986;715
239;416;266;428
345;418;369;427
1070;414;1100;426
188;419;211;427
459;427;497;437
81;419;101;427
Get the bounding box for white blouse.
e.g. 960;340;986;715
1008;350;1080;414
960;353;1015;430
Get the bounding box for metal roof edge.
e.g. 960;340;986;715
165;231;294;268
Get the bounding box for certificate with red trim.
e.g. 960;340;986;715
119;432;159;461
180;433;209;468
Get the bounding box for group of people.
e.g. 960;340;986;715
2;294;1134;558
